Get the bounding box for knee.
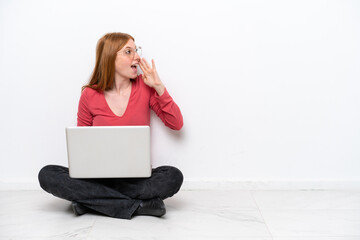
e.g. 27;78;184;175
169;166;184;190
38;165;67;191
157;166;184;193
38;165;53;191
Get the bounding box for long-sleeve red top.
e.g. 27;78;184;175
77;74;183;130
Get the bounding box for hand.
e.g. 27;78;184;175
139;58;165;96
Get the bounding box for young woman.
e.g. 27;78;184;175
38;32;184;219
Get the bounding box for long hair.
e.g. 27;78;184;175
82;32;135;92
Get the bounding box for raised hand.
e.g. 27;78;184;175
139;58;165;96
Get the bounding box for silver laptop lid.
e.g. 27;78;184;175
66;126;151;178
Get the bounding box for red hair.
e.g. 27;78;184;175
82;32;135;92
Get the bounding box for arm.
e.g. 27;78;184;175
150;88;183;130
77;88;93;126
139;58;183;130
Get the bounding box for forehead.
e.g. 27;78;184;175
122;39;136;49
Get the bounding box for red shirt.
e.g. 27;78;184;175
77;74;183;130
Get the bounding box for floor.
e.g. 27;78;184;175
1;190;360;239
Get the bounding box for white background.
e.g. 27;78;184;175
0;0;359;187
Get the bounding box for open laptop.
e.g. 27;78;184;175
65;126;151;178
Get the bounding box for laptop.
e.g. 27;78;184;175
65;126;151;178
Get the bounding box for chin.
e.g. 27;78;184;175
130;74;138;80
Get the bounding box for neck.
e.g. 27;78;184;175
111;75;131;95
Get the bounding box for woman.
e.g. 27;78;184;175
38;32;184;219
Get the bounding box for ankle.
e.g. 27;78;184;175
134;198;166;217
71;201;89;216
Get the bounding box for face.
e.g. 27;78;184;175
114;39;140;80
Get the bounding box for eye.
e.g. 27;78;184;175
125;50;131;55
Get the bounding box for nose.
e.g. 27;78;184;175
133;51;140;61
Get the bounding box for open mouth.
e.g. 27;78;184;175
131;64;138;73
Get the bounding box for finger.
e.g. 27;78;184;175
140;58;149;72
152;59;157;70
142;58;152;69
140;72;147;81
139;60;148;73
138;60;144;70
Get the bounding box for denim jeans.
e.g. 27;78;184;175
38;165;183;219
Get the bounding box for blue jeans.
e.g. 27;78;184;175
38;165;183;219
